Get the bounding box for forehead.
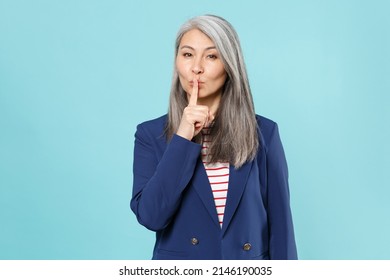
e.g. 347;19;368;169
179;29;215;48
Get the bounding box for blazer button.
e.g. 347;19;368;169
191;237;199;245
243;243;252;251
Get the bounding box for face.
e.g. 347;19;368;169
176;29;227;104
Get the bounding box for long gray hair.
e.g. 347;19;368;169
165;15;259;168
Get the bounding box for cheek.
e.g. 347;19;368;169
213;69;227;84
209;63;227;80
176;61;190;92
176;67;186;84
176;59;189;77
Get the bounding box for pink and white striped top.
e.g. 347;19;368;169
201;127;229;228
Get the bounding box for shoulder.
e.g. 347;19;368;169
256;114;277;128
256;114;278;136
135;114;167;139
255;114;281;149
137;114;167;130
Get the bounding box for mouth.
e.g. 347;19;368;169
189;81;204;85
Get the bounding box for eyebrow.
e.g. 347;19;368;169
180;45;217;51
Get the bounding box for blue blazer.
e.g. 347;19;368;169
131;115;297;260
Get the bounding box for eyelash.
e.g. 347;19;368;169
182;53;217;59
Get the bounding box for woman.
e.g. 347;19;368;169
131;15;297;260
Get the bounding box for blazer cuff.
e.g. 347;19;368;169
158;134;201;186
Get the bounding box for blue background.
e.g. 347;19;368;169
1;0;389;259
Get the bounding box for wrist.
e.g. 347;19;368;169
176;126;193;141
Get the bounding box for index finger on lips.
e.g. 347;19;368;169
188;78;198;106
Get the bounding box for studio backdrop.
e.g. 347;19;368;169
0;0;389;259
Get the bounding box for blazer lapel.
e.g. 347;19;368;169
191;158;255;233
191;158;220;229
221;160;254;236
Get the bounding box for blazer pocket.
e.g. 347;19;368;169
156;248;188;259
251;251;270;260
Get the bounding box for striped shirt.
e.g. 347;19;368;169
201;127;229;228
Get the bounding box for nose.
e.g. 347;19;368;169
192;59;204;75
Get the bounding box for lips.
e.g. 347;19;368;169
189;81;204;85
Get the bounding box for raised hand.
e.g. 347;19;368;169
176;78;212;140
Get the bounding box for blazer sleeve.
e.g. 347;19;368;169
266;123;298;259
131;124;201;231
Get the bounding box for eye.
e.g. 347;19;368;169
207;54;218;59
183;52;192;57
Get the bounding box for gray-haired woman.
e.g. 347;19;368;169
131;15;297;260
